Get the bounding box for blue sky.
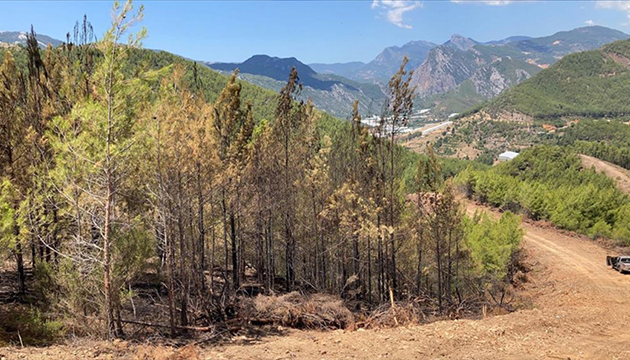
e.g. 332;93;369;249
2;1;630;64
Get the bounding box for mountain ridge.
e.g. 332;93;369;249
482;38;630;118
411;25;630;118
311;40;436;83
0;31;63;48
208;54;343;91
207;54;386;117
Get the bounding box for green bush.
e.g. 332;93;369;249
465;211;523;281
0;307;64;346
589;220;612;240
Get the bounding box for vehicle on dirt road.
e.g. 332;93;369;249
607;256;630;273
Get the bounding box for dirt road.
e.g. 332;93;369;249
4;204;630;360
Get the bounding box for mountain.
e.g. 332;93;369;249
412;26;630;118
207;55;386;117
485;39;630;118
484;36;532;45
421;38;630;162
310;40;436;84
359;40;437;82
309;61;366;80
0;31;63;48
444;34;478;51
510;25;630;61
412;45;480;97
209;55;345;91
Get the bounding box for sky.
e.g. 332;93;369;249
2;1;630;64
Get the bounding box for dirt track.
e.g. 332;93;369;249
3;204;630;360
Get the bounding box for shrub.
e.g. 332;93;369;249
465;211;523;282
589;220;612;240
0;307;64;346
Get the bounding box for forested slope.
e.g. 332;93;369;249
486;40;630;118
457;145;630;244
0;3;523;344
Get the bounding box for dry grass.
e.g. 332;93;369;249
240;292;355;330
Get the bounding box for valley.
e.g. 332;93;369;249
201;26;629;121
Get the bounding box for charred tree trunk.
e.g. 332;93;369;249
14;225;25;294
164;207;176;336
177;172;189;329
367;235;372;302
230;211;239;290
377;215;383;302
197;164;206;291
221;189;229;291
435;218;443;313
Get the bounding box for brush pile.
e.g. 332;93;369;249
361;302;427;329
239;292;355;330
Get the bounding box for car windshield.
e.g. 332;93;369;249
621;258;630;263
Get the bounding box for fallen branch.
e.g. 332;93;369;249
120;319;213;332
389;286;398;326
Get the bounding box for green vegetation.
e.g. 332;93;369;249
418;80;487;118
487;40;630;118
465;211;523;284
0;307;63;346
558;119;630;170
457;145;630;244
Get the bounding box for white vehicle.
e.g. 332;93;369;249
607;256;630;274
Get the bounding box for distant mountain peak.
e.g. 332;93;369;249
208;54;339;90
445;34;478;51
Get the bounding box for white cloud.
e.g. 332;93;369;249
451;0;513;5
371;1;423;29
585;19;596;26
595;1;630;25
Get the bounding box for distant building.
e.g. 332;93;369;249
498;151;519;162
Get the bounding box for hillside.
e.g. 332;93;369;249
0;31;63;48
207;55;386;117
413;39;630;165
9;202;630;360
486;39;630;118
412;26;629;119
580;154;630;195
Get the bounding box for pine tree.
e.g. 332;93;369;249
380;57;415;296
49;0;148;338
273;67;302;292
0;51;28;294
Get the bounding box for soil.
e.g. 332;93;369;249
3;202;630;360
580;154;630;195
